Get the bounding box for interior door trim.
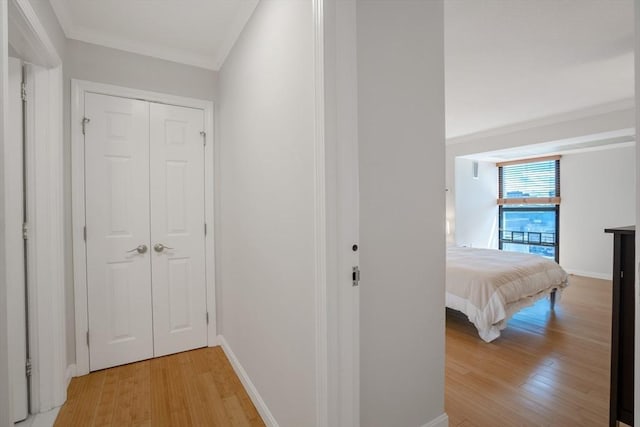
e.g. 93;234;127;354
71;79;217;376
4;0;67;420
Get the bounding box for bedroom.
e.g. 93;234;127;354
444;1;635;425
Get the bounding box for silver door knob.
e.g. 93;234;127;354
127;244;148;254
154;243;174;252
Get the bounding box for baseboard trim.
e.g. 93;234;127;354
421;413;449;427
15;406;61;427
208;334;221;347
565;269;611;280
64;364;76;387
217;335;279;427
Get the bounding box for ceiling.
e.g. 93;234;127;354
50;0;259;70
445;0;634;139
462;130;636;163
49;0;634;131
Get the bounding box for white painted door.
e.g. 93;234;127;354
7;57;28;422
85;93;154;371
149;103;207;357
84;95;207;370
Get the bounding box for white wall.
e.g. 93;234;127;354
62;40;218;365
357;1;446;426
0;2;13;424
65;39;217;100
8;43;18;57
446;106;634;244
560;146;636;278
217;1;317;425
454;158;498;248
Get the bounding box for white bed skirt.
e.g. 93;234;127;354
446;286;561;342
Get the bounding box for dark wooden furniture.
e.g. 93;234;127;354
605;226;635;427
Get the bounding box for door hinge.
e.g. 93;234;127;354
21;82;27;101
352;266;360;287
82;117;91;135
25;358;32;377
204;223;207;236
206;312;209;325
86;331;90;347
200;131;206;146
22;223;29;240
621;271;624;279
83;226;87;242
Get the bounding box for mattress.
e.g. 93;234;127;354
446;246;569;342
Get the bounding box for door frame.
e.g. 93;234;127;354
319;0;360;425
634;0;640;422
5;0;66;418
71;79;216;376
7;56;28;422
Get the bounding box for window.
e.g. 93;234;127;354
497;156;560;261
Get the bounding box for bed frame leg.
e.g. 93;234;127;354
550;288;557;310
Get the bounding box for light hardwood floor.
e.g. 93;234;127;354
446;274;612;426
54;346;265;427
55;275;612;426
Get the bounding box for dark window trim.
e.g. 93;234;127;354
498;206;560;262
497;158;561;263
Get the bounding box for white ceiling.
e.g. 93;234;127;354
462;130;636;162
49;1;634;131
445;0;634;139
50;0;259;70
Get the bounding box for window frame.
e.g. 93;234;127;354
497;156;561;262
498;205;560;262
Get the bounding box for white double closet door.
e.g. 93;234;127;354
85;93;208;371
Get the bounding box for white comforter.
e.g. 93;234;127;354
446;246;569;342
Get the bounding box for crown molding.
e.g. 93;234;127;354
9;0;61;67
447;98;635;145
48;0;72;37
68;25;218;70
49;0;258;71
213;0;258;70
468;139;636;163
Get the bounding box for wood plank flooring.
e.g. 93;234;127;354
55;274;613;426
54;346;265;427
446;274;612;426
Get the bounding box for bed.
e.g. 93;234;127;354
446;246;569;342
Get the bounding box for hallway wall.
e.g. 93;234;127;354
357;1;447;425
217;1;318;425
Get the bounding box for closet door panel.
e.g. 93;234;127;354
150;103;207;357
85;93;153;371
